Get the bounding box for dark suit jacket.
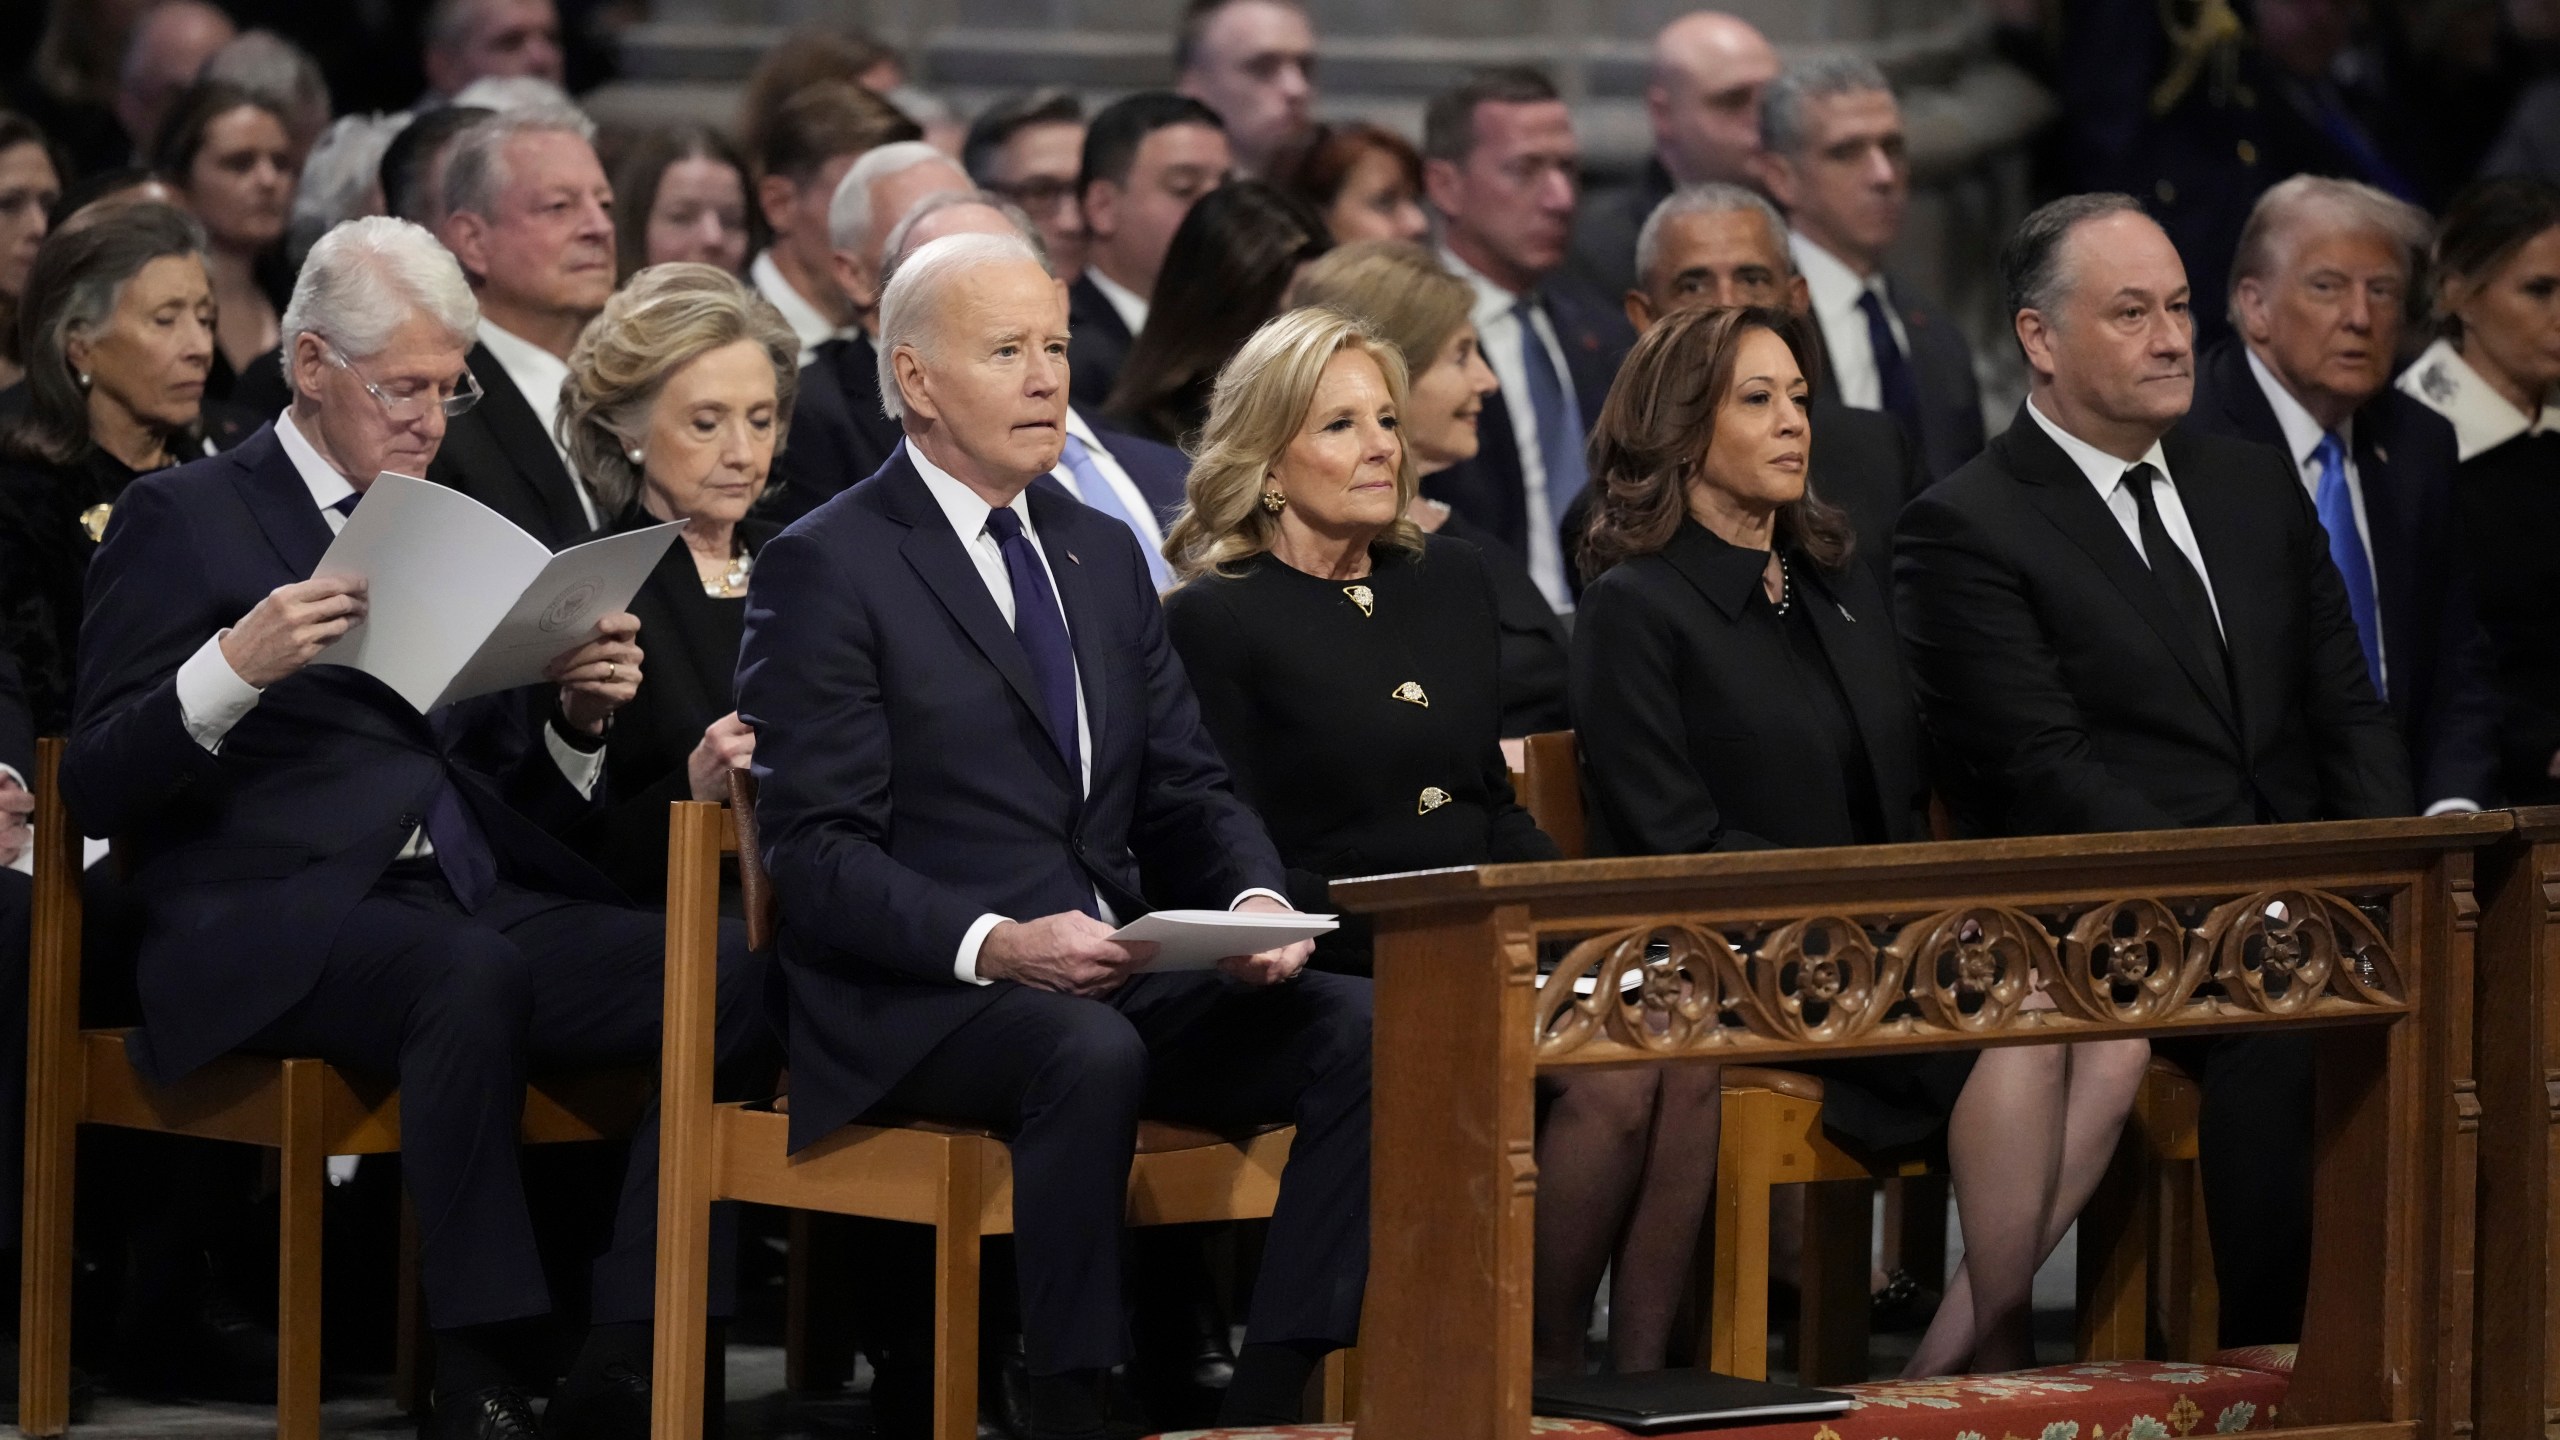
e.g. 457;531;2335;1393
0;648;32;780
1423;271;1634;558
1573;520;1930;855
762;334;902;528
1067;274;1136;412
426;343;597;549
734;449;1287;1148
2184;341;2502;807
63;425;622;1085
1896;292;1987;484
1569;157;1676;303
1893;404;2414;835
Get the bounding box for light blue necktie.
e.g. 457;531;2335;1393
1060;432;1173;591
1512;299;1590;519
2312;432;2385;698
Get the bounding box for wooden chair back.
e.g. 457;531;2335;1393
1517;730;1585;860
726;768;775;952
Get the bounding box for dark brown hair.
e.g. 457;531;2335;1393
756;80;919;187
150;81;292;191
1579;304;1852;581
610;124;762;282
1273;121;1422;218
738;31;902;170
2431;175;2560;340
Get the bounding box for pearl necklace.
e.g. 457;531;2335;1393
702;545;753;598
1770;552;1794;615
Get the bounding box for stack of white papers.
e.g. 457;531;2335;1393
1110;909;1339;971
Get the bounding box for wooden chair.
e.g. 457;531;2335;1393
15;738;655;1439
647;777;1346;1440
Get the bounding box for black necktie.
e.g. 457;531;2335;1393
2123;462;2230;688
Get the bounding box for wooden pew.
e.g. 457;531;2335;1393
2474;808;2560;1439
1333;814;2499;1439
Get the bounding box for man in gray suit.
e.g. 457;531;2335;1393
1759;57;1984;482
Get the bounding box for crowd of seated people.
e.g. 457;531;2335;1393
2;0;2560;1435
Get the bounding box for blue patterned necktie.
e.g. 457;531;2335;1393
985;506;1082;777
1511;299;1590;519
2311;432;2385;698
1856;287;1924;443
1058;432;1172;590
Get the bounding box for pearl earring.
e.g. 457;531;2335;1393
627;448;644;464
75;372;90;391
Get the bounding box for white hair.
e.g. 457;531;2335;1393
828;140;963;256
1634;182;1793;295
876;231;1044;422
435;101;595;226
880;189;1049;295
449;77;592;131
288;113;410;268
280;216;480;374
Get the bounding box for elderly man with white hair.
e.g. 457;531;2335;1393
736;232;1369;1437
64;215;770;1440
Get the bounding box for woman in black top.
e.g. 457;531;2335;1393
556;261;799;898
0;203;219;734
2400;176;2560;803
1574;306;2146;1376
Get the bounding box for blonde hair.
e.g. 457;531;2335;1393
1164;306;1422;582
559;262;802;516
1285;240;1475;382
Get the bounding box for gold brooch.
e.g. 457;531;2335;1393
1417;786;1451;814
79;503;113;544
1392;681;1428;708
1343;584;1374;617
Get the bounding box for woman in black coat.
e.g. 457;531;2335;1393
1572;305;2146;1377
555;261;799;899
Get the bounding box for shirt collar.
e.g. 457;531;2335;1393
2397;337;2560;461
906;438;1036;548
274;409;358;511
474;319;570;423
1663;517;1775;621
1083;265;1151;337
2243;345;2350;463
752;250;843;362
2024;396;2173;499
1062;405;1102;450
1790;231;1883;322
1439;244;1529;329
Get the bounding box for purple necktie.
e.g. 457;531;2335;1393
985;506;1082;777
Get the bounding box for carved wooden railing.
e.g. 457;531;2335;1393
1332;815;2504;1440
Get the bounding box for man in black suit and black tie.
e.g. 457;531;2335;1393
2186;174;2503;814
1421;67;1636;615
735;231;1368;1437
1066;93;1232;412
423;105;613;548
1894;193;2413;1346
65;217;770;1440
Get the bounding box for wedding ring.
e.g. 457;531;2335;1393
605;661;618;682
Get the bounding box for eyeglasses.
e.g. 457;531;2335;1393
987;176;1078;216
321;339;483;421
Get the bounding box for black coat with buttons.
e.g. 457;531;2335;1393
1163;535;1556;972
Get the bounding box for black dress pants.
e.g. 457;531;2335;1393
244;865;771;1329
2157;1032;2315;1346
870;969;1372;1376
0;867;25;1241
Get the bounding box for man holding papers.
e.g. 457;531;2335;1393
735;232;1369;1436
65;218;769;1440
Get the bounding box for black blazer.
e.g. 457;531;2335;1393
733;449;1286;1149
1897;294;1987;484
2183;341;2502;807
1423;271;1633;557
1162;538;1556;962
64;425;621;1085
1568;157;1675;302
761;333;901;528
1893;404;2415;835
0;447;148;736
1067;274;1136;412
1573;521;1930;855
1436;512;1570;735
570;512;774;899
2441;429;2560;802
426;342;597;549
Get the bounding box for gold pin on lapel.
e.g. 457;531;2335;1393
79;503;112;544
1392;681;1428;707
1417;786;1451;814
1344;584;1374;617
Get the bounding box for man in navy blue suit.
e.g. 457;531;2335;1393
2185;174;2503;813
64;218;768;1440
735;231;1368;1437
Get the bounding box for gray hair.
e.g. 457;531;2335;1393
1999;191;2148;341
202;30;331;139
880;189;1050;296
288;113;409;269
435;103;595;227
1760;56;1892;158
1634;182;1792;294
280;216;479;372
449;75;590;129
2227;173;2431;320
876;231;1045;422
826;139;960;255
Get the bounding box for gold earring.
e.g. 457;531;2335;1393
1260;488;1287;513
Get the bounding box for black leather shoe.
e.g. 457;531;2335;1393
545;1359;651;1440
430;1384;543;1440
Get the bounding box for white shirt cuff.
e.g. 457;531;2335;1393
2424;798;2482;816
1232;888;1292;911
543;722;606;798
176;632;264;752
953;912;1005;985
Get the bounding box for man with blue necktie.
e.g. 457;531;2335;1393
2186;174;2501;813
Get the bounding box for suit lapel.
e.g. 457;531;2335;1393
466;344;590;543
229;427;334;578
1028;486;1111;772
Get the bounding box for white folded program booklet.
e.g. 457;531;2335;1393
1110;908;1340;972
308;472;682;713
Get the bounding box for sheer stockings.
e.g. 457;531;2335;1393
1532;1064;1723;1375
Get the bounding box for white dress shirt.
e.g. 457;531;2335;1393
1050;407;1169;558
752;250;848;367
1441;246;1578;612
905;439;1284;983
1793;231;1908;414
172;411;604;860
2396;336;2560;461
2023;398;2225;635
474;319;601;532
1082;265;1151;338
